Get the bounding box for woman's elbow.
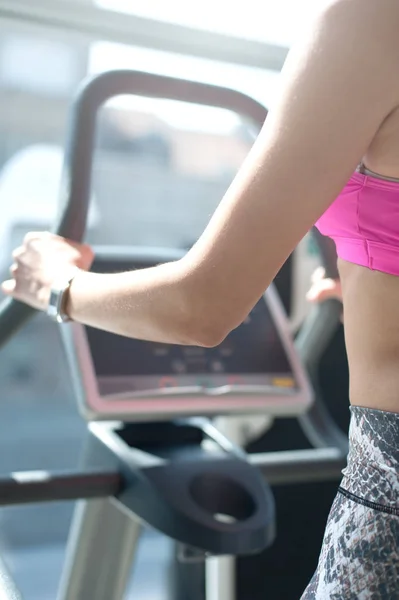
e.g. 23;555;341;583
175;261;237;348
176;295;231;348
180;297;235;348
188;319;229;348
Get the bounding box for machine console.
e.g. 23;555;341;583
62;247;312;421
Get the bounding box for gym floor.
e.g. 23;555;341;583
5;530;173;600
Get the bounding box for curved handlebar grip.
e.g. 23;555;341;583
296;299;348;454
0;300;37;349
297;228;347;453
0;70;268;348
296;299;342;370
53;70;268;243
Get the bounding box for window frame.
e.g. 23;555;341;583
0;0;288;72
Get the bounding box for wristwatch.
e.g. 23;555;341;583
47;270;77;324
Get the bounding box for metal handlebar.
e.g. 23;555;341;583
0;70;268;348
296;228;348;453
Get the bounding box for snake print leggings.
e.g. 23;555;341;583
301;406;399;599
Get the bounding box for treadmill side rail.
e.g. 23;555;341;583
0;557;23;600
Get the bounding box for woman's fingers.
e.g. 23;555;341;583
310;266;326;284
1;280;16;295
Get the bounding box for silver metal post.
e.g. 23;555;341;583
203;417;247;600
205;556;236;600
57;498;141;600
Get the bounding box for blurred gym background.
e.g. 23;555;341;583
0;1;349;598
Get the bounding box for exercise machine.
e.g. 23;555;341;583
65;245;311;422
0;70;345;600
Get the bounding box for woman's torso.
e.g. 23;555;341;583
323;104;399;412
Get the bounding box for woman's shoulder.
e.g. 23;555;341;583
300;0;399;88
317;0;399;27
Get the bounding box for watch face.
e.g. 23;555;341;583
47;289;60;320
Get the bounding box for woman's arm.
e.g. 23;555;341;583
3;0;399;346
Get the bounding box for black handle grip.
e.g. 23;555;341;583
296;227;347;452
0;70;268;348
311;226;339;279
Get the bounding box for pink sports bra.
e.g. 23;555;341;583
316;164;399;277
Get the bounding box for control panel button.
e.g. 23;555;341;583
154;346;169;357
272;377;295;388
159;377;178;389
211;361;224;373
172;360;187;374
227;376;244;386
196;378;212;388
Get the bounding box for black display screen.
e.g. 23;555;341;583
86;254;293;378
86;298;292;377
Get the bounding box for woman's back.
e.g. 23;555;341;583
329;105;399;412
340;258;399;412
302;52;399;599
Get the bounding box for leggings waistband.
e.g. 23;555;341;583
342;406;399;508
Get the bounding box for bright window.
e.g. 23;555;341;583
95;0;321;46
1;35;78;95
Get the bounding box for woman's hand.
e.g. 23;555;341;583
1;232;94;311
306;266;343;304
